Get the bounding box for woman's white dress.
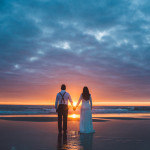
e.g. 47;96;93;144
77;94;95;133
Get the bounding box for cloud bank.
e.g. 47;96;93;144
0;0;150;103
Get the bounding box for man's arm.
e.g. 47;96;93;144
76;94;82;108
68;94;73;106
55;94;59;111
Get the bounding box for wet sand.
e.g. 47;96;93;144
0;114;150;150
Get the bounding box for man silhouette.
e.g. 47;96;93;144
55;84;74;133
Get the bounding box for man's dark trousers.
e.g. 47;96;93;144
58;104;68;132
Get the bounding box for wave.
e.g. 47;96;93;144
0;105;150;115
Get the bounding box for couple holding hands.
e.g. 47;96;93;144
55;84;95;134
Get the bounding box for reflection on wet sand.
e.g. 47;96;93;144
57;131;94;150
57;132;67;150
80;133;94;150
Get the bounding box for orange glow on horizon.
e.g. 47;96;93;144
1;81;150;106
1;83;150;106
94;102;150;106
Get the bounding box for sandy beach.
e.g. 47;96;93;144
0;114;150;150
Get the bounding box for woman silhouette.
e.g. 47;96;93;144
75;86;95;133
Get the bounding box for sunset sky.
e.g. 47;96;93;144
0;0;150;105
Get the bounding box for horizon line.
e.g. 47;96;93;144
0;101;150;106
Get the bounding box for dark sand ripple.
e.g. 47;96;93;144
0;116;149;122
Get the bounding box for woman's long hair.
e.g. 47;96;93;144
82;86;90;100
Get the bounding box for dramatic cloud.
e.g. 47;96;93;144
0;0;150;104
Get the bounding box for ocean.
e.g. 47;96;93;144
0;105;150;115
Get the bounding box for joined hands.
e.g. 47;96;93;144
73;106;76;111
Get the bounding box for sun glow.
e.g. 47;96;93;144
73;102;77;107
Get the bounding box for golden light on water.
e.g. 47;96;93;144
69;114;80;119
72;114;77;118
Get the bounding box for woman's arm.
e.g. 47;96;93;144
76;94;82;108
90;95;92;110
